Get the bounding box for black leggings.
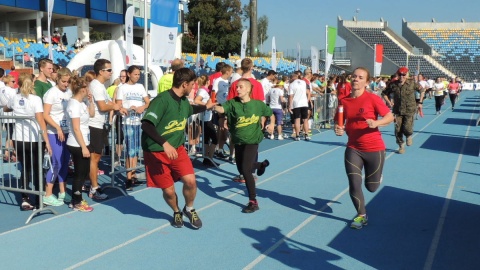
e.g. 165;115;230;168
235;144;259;201
68;145;91;204
14;141;40;206
344;147;385;215
434;95;444;112
449;93;457;108
202;120;218;145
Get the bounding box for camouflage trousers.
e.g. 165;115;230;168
394;114;414;145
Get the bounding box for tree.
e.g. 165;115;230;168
182;0;243;58
257;15;269;52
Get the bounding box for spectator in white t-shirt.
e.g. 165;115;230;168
66;76;95;212
88;59;125;200
43;67;73;206
211;64;233;158
266;79;286;140
116;65;150;190
261;70;278;103
6;74;51;210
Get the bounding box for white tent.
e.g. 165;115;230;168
67;40;163;97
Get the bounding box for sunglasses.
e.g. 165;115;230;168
398;73;407;77
102;68;113;72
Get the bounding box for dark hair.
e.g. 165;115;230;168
93;59;111;75
172;68;196;88
240;58;253;73
0;67;4;78
127;65;140;83
215;62;226;72
354;67;371;82
70;75;87;95
171;59;184;72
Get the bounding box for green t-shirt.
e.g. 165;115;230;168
157;73;173;94
141;90;193;152
223;98;273;145
34;80;52;100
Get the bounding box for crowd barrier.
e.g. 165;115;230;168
106;111;146;196
0;115;57;224
185;111;220;168
313;93;337;130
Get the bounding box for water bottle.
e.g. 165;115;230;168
43;152;51;170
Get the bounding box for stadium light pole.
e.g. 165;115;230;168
144;0;148;92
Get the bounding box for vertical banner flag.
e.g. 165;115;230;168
47;0;54;60
296;43;301;71
125;6;134;66
271;36;277;71
150;0;179;67
325;25;337;76
240;30;247;59
311;46;319;74
196;22;200;72
374;44;383;77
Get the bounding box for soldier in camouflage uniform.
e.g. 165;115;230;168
382;67;425;154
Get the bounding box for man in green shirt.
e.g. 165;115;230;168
157;58;184;94
142;68;214;229
34;58;54;100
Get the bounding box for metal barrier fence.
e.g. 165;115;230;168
185;111;219;168
313;93;338;130
0;115;57;224
106;111;145;196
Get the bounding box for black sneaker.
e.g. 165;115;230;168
126;180;133;191
21;197;34;211
182;206;202;229
215;150;228;159
242;201;259;213
172;211;184;228
256;159;270;176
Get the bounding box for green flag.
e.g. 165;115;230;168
325;26;337;76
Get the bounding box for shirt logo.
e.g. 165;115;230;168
236;114;259;128
162;118;187;136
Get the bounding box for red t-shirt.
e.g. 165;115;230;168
338;91;391;152
227;78;265;101
336;82;352;102
208;72;222;92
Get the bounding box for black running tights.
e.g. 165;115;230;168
235;144;259;201
344;147;385;215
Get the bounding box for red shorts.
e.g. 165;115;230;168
144;145;194;189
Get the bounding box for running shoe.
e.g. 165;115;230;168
256;160;270;176
69;200;94;212
305;135;311;141
229;156;236;165
397;144;405;154
350;215;368;229
183;206;202;229
278;134;284;140
295;136;300;141
269;134;274;140
57;192;71;203
43;194;64;206
242;200;259;213
215;150;228;159
233;174;245;183
21;198;34;211
172;211;184;228
89;187;108;200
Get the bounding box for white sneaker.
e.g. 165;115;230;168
269;134;274;140
278;134;284;140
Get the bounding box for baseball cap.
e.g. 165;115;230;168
397;66;409;75
235;59;242;68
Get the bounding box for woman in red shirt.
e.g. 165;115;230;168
447;77;461;111
334;67;394;229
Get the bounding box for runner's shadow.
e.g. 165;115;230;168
195;175;244;208
257;189;350;224
241;226;342;269
103;195;170;221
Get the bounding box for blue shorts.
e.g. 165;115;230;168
272;108;284;126
125;124;141;158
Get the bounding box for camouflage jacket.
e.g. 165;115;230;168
382;79;423;115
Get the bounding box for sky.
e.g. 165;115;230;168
243;0;480;54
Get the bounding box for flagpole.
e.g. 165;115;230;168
374;43;376;77
325;25;328;77
144;0;149;92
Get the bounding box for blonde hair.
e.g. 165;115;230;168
84;70;96;83
2;74;14;84
56;67;72;83
18;73;35;97
197;75;209;87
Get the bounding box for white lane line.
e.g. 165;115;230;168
243;104;448;269
65;145;345;269
423;102;478;270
